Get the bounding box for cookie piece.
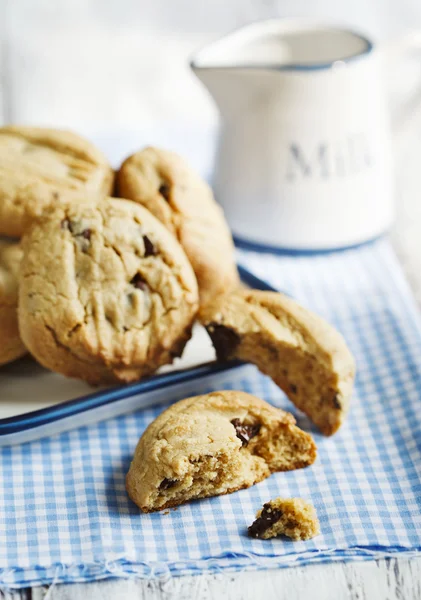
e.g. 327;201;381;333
126;390;316;513
18;197;198;384
202;290;355;436
0;126;114;237
116;147;239;310
0;240;26;365
248;498;320;540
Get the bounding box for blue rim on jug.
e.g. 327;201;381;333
190;20;374;72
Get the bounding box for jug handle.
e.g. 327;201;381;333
381;30;421;143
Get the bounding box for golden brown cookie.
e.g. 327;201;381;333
0;126;114;237
126;390;316;512
248;497;320;540
0;240;26;365
202;290;355;436
18;197;199;384
116;147;239;310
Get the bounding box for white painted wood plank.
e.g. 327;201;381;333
23;558;421;600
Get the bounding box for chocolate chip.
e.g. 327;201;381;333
127;292;135;305
130;273;148;291
143;235;156;257
52;191;60;200
159;478;177;490
205;323;240;361
248;503;283;538
231;418;261;447
61;220;91;242
332;394;341;409
61;218;72;231
290;384;297;394
159;183;170;201
170;337;187;359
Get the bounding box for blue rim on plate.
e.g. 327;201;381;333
0;264;277;437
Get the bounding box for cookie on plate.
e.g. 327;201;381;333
18;197;199;384
0;126;114;237
248;497;320;540
116;147;239;310
126;390;316;512
202;290;355;436
0;240;26;366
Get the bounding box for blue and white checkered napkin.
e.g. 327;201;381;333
1;239;421;589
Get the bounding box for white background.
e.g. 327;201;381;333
1;0;421;131
1;1;421;297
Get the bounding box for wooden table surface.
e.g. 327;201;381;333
0;558;420;599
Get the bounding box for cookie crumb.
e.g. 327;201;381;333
248;498;320;541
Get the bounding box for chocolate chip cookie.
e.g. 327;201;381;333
0;126;114;237
116;147;239;310
202;290;355;436
248;497;320;540
126;390;316;513
0;240;26;365
18;197;199;384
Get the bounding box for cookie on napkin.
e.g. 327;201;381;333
202;290;356;435
126;390;316;513
248;497;320;540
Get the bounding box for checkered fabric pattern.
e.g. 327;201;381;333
1;238;421;589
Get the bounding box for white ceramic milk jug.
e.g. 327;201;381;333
191;20;421;251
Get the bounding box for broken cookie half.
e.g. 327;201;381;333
248;497;320;540
202;290;355;436
126;391;316;513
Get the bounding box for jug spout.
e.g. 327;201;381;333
191;20;295;72
191;21;292;116
190;61;263;117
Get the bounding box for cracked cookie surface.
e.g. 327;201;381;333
248;497;320;540
18;197;199;384
0;126;114;237
202;290;356;436
126;390;316;512
0;240;26;365
116;147;239;310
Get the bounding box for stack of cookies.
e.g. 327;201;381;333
0;126;239;382
0;126;356;527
